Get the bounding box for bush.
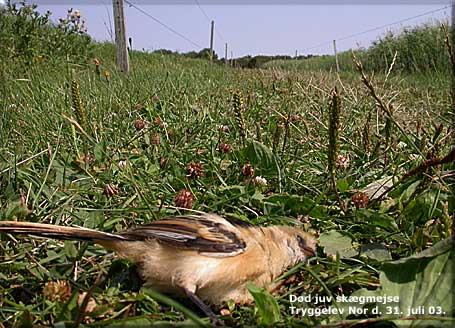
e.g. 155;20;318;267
0;1;93;69
265;22;451;73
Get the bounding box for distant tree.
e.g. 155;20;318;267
247;57;257;68
184;51;199;58
197;48;218;60
153;49;176;55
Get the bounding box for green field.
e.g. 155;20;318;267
0;3;454;327
265;22;451;73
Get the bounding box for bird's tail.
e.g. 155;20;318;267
0;221;127;242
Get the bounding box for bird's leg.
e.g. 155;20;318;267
183;288;224;326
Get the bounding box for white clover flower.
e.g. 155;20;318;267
253;176;268;186
118;160;127;168
217;125;229;133
336;154;350;170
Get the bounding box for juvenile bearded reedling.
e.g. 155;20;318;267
0;213;316;324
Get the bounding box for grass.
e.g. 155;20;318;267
265;22;451;74
0;4;454;327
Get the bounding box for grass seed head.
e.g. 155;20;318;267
232;90;246;146
327;87;341;176
71;80;87;131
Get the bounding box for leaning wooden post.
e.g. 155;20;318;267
113;0;129;73
209;20;214;61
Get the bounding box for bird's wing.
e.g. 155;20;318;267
120;213;247;257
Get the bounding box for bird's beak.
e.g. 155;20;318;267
296;235;316;257
301;245;316;257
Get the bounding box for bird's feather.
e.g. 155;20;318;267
121;214;247;256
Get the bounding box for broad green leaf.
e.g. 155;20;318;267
334;288;382;321
333;237;454;327
319;230;358;259
94;140;106;162
380;236;454;327
411;228;429;250
219;185;246;195
247;281;282;325
82;211;102;229
360;243;392;261
263;194;327;218
403;188;445;224
243;141;279;174
337;179;349;193
55;291;78;322
251;190;265;202
42;250;63;264
356;208;399;231
379;198;396;213
264;194;316;216
52;159;77;186
64;240;77;259
20;309;33;328
399;180;421;204
105;316;155;327
3;202;32;220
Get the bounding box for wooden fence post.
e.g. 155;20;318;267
113;0;129;73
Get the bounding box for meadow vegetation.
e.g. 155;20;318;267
0;3;453;327
266;22;451;74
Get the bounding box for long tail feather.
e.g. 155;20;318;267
0;221;127;242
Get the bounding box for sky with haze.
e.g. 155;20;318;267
2;1;452;57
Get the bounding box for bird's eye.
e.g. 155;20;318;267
296;235;306;247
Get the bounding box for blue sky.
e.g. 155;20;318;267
7;1;452;57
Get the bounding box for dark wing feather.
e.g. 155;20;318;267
121;214;246;256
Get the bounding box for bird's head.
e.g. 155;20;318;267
275;226;317;263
